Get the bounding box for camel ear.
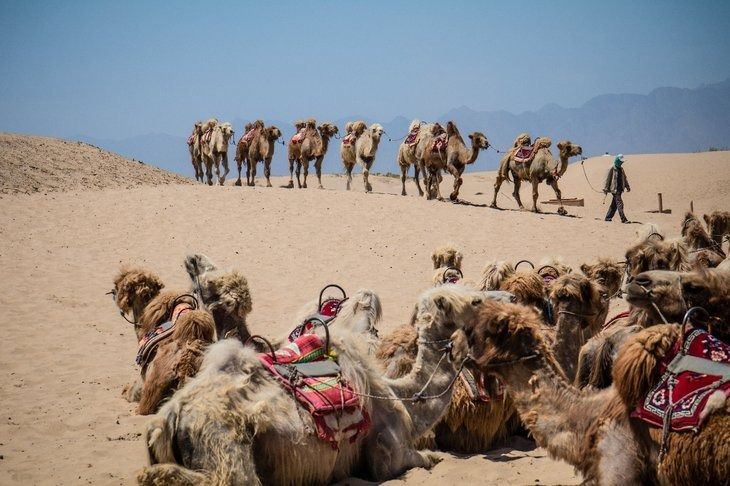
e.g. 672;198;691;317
432;253;439;269
468;134;474;140
579;263;591;275
557;141;567;150
435;296;451;314
703;214;710;226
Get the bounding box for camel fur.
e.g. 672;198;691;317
681;212;726;268
111;265;165;337
580;257;625;299
287;120;338;189
201;121;234;186
138;285;490;485
704;210;730;250
244;124;282;187
396;119;426;196
340;120;367;191
477;260;515;291
491;139;582;215
612;324;730;485
354;123;384;193
431;244;463;270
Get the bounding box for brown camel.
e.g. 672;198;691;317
490;139;583;215
396;119;427;196
477;260;516;291
354;123;385;193
704;209;730;249
431;244;463;270
580;257;625;299
613;324;730;485
340;121;367;190
450;300;656;485
187;121;204;183
681;212;726;268
287;119;339;189
245;124;282;187
234;121;257;186
417;121;489;201
138;285;489;485
201;121;235;186
110;265;165;338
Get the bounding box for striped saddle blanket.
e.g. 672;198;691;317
342;133;357;146
290;128;307;145
404;126;420;145
258;334;370;448
136;302;193;367
202;128;213;144
513;145;535;163
431;134;447;153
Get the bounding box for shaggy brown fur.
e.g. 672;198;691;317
499;272;547;315
580;257;624;298
477;260;515;291
137;291;197;337
431;244;463;270
450;300;655;485
625;226;691;279
682;212;726;268
111;265;165;339
613;324;730;485
137;310;216;415
704;210;730;248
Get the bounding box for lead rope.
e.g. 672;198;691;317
580;157;605;194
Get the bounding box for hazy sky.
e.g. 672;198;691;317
1;0;729;139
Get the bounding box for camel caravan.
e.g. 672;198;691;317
108;208;730;484
188;119;584;209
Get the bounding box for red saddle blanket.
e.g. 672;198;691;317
632;328;730;432
459;370;504;402
341;133;357;146
404;126;420;145
431;135;447;153
187;133;196;146
287;298;342;342
239;128;258;145
290;128;306;145
258;334;370;448
202;128;213;144
513;145;535;163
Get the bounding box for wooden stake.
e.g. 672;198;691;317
658;193;663;213
690;200;694;213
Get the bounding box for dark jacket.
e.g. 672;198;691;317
604;167;630;194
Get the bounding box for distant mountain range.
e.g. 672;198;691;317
78;79;730;180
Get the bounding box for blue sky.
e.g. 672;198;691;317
1;0;729;139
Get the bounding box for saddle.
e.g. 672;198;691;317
239;127;259;145
431;134;448;153
257;333;370;448
513;145;535;162
632;327;730;433
187;133;196;146
341;133;357;147
290;128;307;145
136;299;196;367
459;369;504;403
404;126;420;146
288;285;347;342
201;128;213;144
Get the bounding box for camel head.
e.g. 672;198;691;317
703;210;730;246
556;140;582;159
478;260;516;291
266;126;282;141
294;119;306;131
204;118;218;131
305;118;317;130
244;122;253;132
449;299;553;380
625;270;689;324
499;272;546;313
193;122;203;135
415;285;491;345
219;122;234;142
468;132;490;150
580;257;625;297
253;119;265;129
625;237;690;280
549;273;606;330
318;123;339;138
111;265;165;323
431;244;463;270
369;123;384;140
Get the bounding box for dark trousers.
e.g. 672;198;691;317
605;192;627;222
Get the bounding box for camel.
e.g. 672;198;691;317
287;119;339;189
704;210;730;249
431;244;463;270
624;225;691;279
613;324;730;484
450;300;655;485
110;265;165;339
580;257;625;299
187;122;204;183
477;260;515;291
201;121;234;186
490;138;582;215
245;124;282;187
417;121;489;201
354;123;385;193
396;120;427;196
681;212;726;268
234;121;256;186
138;285;490;485
340;121;366;190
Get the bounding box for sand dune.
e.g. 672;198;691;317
1;135;728;484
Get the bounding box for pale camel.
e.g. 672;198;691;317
396;120;427;196
491;139;582;215
354;123;385;193
245;125;282;187
287;119;339;189
187;122;204;183
201;121;234;186
234;121;258;186
138;285;490;485
417;121;489;201
340;121;366;190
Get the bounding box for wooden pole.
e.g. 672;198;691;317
690;200;694;213
658;193;663;213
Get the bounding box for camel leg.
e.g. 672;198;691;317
491;174;505;208
400;165;407;196
314;157;324;189
302;161;309;189
413;163;424;197
218;153;229;186
245;160;251;186
531;178;541;212
433;169;445;201
204;158;213;186
363;162;373;193
548;178;567;215
287;158;295;188
235;160;243;186
346;164;353;191
447;164;464;202
513;177;525;209
295;161;303;188
264;158;272;187
250;161;258;187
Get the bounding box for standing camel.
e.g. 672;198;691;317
234;121;257;186
491;138;582;214
287;120;339;189
202;121;234;186
417;121;489;201
246;124;282;187
187;122;204;183
396;119;427;197
340;121;366;190
355;123;385;193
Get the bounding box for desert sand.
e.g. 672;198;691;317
1;133;728;485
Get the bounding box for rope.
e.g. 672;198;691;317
580;158;604;194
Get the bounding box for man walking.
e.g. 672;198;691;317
603;154;631;223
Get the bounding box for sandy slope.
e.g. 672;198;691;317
0;138;728;485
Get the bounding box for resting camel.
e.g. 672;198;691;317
396;119;427;196
417;121;489;201
704;210;730;250
138;285;490;485
681;212;726;268
491;138;582;215
110;265;165;338
354;123;385;193
340;121;366;190
245;124;282;187
450;300;655;485
201;121;234;186
613;324;730;484
187;122;204;183
287;119;338;189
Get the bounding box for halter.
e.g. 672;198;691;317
107;289;140;327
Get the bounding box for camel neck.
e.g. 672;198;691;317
385;334;457;439
553;311;587;382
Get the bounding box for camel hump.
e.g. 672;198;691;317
513;132;531;147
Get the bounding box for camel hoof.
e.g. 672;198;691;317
266;183;272;188
557;207;568;216
234;180;242;186
318;185;324;190
489;203;498;209
401;191;407;196
365;184;373;192
449;193;458;202
285;181;294;189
